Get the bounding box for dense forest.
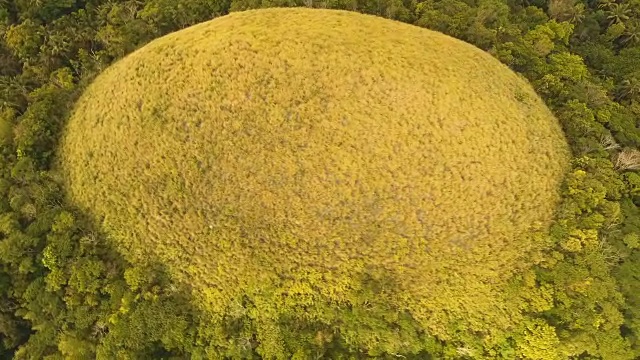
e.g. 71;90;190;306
0;0;639;359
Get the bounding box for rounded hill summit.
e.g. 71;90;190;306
60;8;569;338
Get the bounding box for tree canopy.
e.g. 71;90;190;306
0;0;639;359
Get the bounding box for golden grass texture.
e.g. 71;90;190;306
59;8;570;339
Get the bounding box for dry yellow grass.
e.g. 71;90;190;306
59;8;570;341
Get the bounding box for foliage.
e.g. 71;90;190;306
0;0;639;358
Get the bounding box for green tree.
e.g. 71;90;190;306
605;2;631;26
4;19;43;64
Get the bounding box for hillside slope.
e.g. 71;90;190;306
59;7;570;347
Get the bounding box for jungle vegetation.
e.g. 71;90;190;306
0;0;639;359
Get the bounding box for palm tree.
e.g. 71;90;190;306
615;148;640;171
597;0;616;9
621;20;640;46
616;77;640;103
569;3;586;24
548;0;585;24
606;2;631;26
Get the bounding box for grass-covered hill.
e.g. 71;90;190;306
59;7;570;346
2;0;640;358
